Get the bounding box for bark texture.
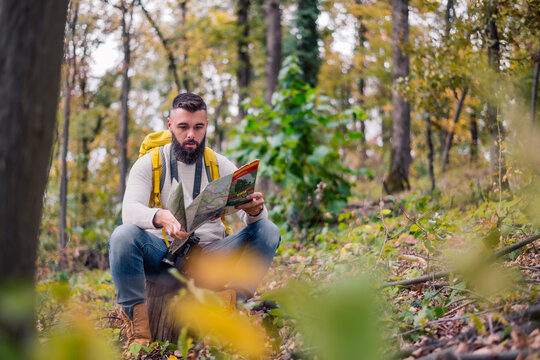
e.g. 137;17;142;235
427;114;436;193
237;0;252;119
118;0;134;202
356;3;368;161
59;3;79;268
385;0;411;193
486;0;509;191
469;111;478;163
532;38;540;124
265;0;282;105
0;0;69;352
146;281;182;342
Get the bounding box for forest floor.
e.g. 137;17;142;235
36;168;540;359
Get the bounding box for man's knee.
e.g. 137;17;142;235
109;224;144;254
252;219;281;251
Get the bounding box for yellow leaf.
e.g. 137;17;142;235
492;312;508;326
340;247;347;259
174;296;268;359
168;355;178;360
468;312;486;335
381;209;391;216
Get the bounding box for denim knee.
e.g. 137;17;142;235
109;224;145;256
251;218;281;251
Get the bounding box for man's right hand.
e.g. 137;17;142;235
153;209;190;241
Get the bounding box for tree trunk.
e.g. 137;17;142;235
265;0;282;105
118;0;134;202
179;0;190;92
385;0;411;193
486;0;509;191
296;0;321;88
440;88;468;173
427;114;436;194
355;1;367;160
146;281;182;342
59;3;79;269
469;111;478;164
0;0;69;354
531;38;540;125
237;0;251;119
444;0;454;37
59;79;71;268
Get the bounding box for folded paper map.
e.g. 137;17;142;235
166;159;260;236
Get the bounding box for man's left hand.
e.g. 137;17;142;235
236;192;265;216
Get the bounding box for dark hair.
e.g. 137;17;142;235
171;92;207;113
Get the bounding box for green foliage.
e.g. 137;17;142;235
229;56;364;233
263;276;386;360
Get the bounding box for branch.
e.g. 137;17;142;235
138;0;181;92
417;349;540;360
382;232;540;288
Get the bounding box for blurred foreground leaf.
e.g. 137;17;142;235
264;276;384;360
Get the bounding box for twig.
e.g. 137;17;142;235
381;232;540;288
519;265;540;271
400;207;446;243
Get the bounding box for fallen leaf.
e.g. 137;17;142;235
510;326;528;349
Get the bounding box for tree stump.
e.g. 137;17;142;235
146;280;182;342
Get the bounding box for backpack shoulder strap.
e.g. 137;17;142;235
149;148;162;208
204;147;220;180
203;147;233;236
149;146;170;248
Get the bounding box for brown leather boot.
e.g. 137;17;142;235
120;303;151;355
216;289;237;311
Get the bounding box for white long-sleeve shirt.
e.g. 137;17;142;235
122;143;267;245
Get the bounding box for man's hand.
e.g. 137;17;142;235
153;209;190;241
236;192;265;216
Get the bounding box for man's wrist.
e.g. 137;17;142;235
248;207;263;217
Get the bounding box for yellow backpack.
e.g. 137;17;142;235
138;130;232;247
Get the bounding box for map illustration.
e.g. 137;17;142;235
167;159;259;236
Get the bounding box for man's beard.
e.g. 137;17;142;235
171;133;206;165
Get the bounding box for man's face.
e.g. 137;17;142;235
168;108;208;164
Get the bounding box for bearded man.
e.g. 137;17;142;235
108;92;280;349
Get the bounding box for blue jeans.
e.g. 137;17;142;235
109;219;281;318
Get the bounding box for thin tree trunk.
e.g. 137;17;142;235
59;3;79;269
385;0;411;193
237;0;252;119
265;0;282;105
0;0;69;354
441;88;468;173
486;0;509;191
118;0;134;202
427;114;436;194
469;111;478;164
179;0;190;91
531;39;540;124
444;0;454;37
59;83;71;267
139;0;181;92
355;1;367;160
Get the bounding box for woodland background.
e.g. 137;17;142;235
1;0;540;359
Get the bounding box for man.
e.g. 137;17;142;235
109;92;281;349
